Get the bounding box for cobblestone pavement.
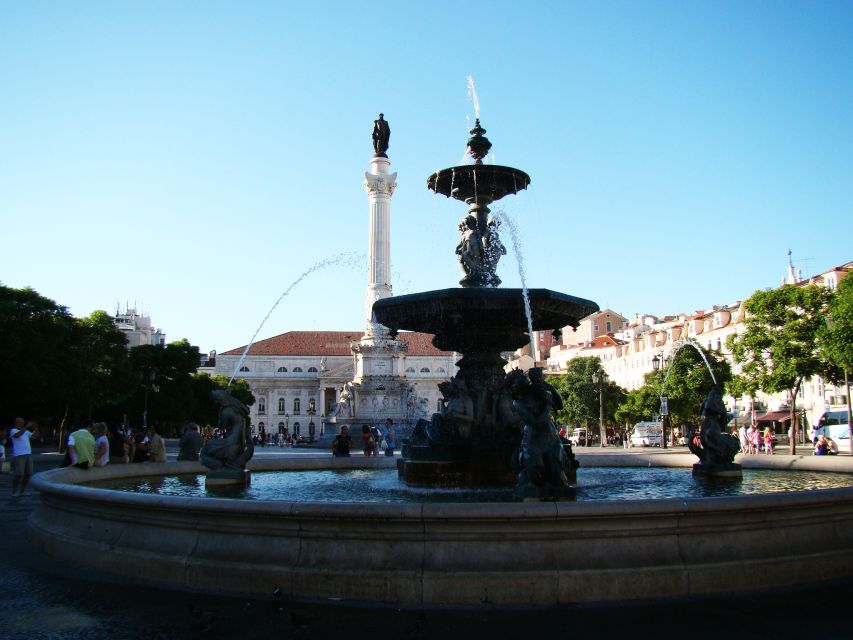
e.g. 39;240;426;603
2;448;852;639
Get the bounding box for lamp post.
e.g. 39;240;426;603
308;406;317;442
591;370;608;448
651;355;668;449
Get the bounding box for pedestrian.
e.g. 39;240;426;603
93;422;110;467
332;426;352;457
738;424;748;453
763;427;774;455
747;425;759;454
383;418;396;456
177;422;204;461
147;425;167;463
10;418;39;496
68;419;96;469
109;426;129;464
361;424;377;456
130;427;149;463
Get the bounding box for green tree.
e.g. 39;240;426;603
128;340;204;432
661;344;731;427
821;274;853;453
546;357;625;445
190;373;255;427
728;283;831;454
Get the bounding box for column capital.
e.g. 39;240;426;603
364;171;397;197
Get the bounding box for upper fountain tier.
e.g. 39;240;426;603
427;119;530;206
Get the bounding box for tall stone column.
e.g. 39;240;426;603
363;155;396;342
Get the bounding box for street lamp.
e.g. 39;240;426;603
591;370;608;448
651;355;668;449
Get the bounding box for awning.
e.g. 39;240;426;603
755;411;795;423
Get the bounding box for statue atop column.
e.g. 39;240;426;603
373;113;390;157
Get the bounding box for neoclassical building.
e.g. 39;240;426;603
215;330;455;438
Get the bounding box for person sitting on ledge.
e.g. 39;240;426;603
826;437;839;455
814;435;829;456
332;426;351;457
361;424;377;456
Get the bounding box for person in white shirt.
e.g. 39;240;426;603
11;417;39;496
94;422;110;467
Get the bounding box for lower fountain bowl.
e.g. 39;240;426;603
28;454;853;608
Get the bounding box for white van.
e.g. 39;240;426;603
816;409;851;449
630;421;662;447
569;428;588;446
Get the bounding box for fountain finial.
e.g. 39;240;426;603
466;119;492;164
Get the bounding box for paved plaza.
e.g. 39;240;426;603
3;444;853;639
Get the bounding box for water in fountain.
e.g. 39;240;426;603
662;338;719;389
228;252;365;384
467;74;481;120
495;208;535;356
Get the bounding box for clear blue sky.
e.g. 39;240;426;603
2;1;851;354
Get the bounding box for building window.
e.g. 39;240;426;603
293;367;303;373
437;400;442;412
277;366;287;372
406;367;416;373
278;422;285;433
278;398;286;414
606;321;612;332
307;366;318;373
420;367;430;373
293;398;301;414
239;366;250;372
308;398;316;413
436;367;446;373
258;398;266;415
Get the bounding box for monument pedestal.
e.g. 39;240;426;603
205;469;251;487
692;462;743;479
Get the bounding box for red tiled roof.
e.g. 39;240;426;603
222;331;450;357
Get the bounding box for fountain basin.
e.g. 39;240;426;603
373;287;598;352
428;164;531;204
29;455;853;607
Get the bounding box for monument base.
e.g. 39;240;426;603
692;462;743;479
205;469;251;487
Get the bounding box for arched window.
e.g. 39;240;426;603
436;367;446;373
308;398;316;413
406;367;416;373
258;398;266;415
239;366;250;372
293;367;303;373
277;366;287;372
420;367;430;373
277;421;285;433
293;398;301;414
293;422;301;436
257;422;265;430
278;398;286;413
307;366;318;373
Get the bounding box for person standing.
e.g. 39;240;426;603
763;427;774;456
93;422;110;467
383;418;396;457
147;425;167;463
68;419;96;469
332;426;352;457
738;424;749;454
11;418;39;496
177;423;204;461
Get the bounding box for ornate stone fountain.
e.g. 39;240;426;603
373;120;599;493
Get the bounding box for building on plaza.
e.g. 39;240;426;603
538;259;852;435
113;306;166;348
215;330;454;439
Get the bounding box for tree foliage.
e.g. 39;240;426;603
546;357;625;429
822;274;853;375
727;283;832;453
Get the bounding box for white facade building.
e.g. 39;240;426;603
113;307;166;348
